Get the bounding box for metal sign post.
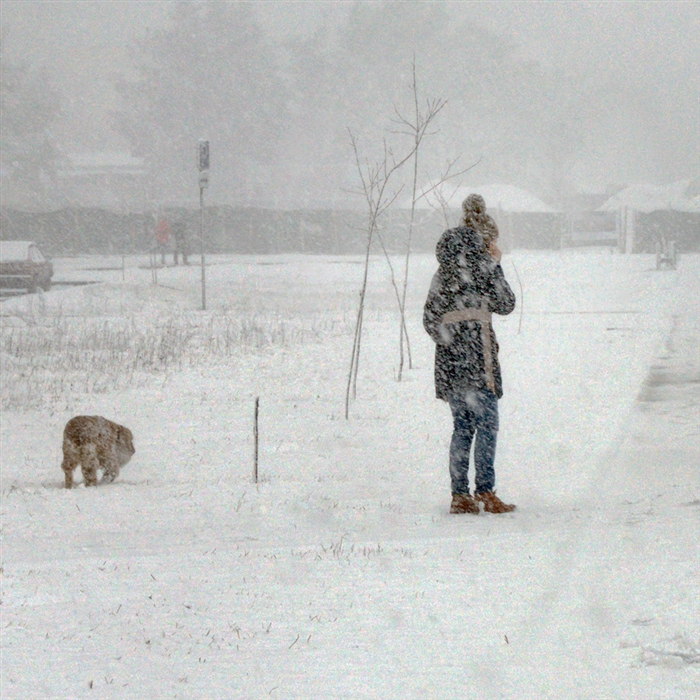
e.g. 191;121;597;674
198;139;209;311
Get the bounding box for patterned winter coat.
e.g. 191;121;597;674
423;226;516;400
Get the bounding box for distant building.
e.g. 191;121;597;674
597;179;700;253
597;180;699;215
403;183;563;250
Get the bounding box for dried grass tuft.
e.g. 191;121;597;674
1;308;348;410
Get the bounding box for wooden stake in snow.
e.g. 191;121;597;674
253;396;259;483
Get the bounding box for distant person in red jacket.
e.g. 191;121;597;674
154;218;171;265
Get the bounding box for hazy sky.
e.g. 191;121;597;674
4;1;697;127
5;1;697;72
2;0;698;198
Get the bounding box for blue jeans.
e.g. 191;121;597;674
448;389;499;495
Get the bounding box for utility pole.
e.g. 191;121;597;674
198;139;210;311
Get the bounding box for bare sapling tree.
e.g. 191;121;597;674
391;61;479;381
392;63;445;380
345;130;417;419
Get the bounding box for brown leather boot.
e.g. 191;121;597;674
450;493;480;515
475;491;516;513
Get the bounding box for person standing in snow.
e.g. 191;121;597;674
423;194;517;514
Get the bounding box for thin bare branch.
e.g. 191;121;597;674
413;156;482;206
396;59;457;380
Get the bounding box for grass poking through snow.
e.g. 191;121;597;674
1;307;350;410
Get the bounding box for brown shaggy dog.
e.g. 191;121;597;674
61;416;135;488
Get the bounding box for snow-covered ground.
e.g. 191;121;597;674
1;250;698;699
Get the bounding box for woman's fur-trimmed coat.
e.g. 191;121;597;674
423;226;516;400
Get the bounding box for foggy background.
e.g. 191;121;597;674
1;0;698;212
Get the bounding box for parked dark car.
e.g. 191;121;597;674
0;241;53;293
